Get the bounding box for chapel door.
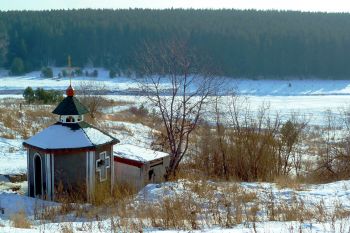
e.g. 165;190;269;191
34;154;43;197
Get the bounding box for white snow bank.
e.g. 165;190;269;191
106;121;155;148
240;180;350;212
138;179;350;216
114;144;168;162
0;180;349;232
0;192;58;219
0;138;26;175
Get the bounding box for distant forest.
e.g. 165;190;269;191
1;9;350;78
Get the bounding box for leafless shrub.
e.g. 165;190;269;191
311;109;350;182
129;104;148;117
76;80;109;119
190;96;307;182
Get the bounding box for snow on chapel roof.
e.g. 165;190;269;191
24;122;119;151
113;144;169;163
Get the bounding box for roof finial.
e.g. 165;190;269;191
66;55;74;97
66;85;75;97
68;55;72;86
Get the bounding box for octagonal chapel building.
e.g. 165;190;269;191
23;85;119;201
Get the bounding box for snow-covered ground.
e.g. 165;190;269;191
105;120;156;148
1;70;350;232
0;179;350;232
0;138;26;175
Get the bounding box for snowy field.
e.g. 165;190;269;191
1;70;350;232
0;180;350;232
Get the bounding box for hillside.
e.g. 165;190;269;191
1;9;350;78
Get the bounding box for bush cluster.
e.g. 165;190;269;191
23;87;63;104
41;67;53;78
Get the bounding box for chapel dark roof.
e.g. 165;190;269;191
52;96;89;115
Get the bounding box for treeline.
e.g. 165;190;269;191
1;9;350;78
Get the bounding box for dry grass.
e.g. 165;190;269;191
130;179;261;230
105;124;134;136
60;223;74;233
35;181;137;226
10;210;32;229
274;175;304;190
106;107;159;128
0;99;57;139
106;110;142;123
0;132;16;139
29;176;350;232
0;97;136;140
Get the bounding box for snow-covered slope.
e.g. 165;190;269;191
0;179;350;232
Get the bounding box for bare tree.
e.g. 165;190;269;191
76;80;108;119
139;39;218;179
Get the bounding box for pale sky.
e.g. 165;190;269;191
1;0;350;13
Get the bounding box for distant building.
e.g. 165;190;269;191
23;85;119;201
